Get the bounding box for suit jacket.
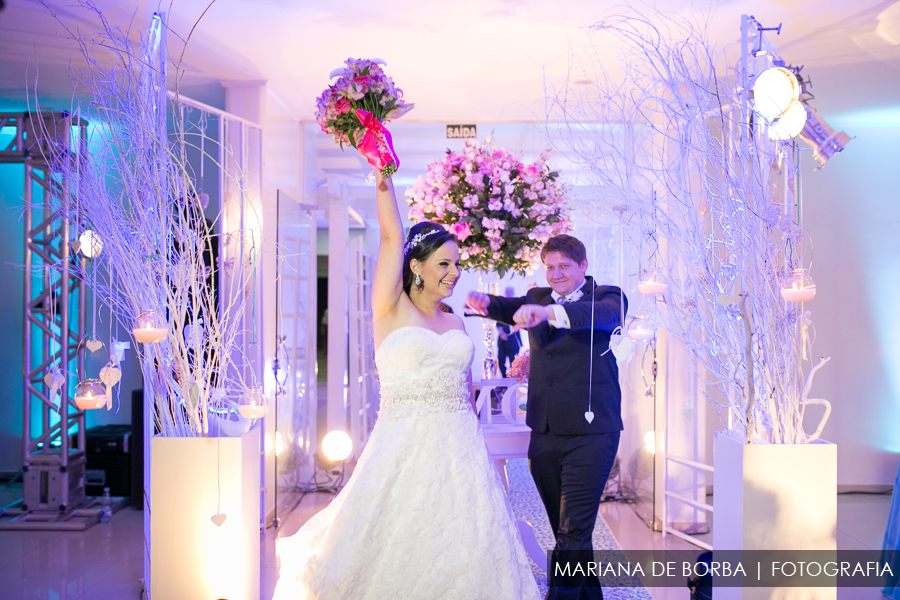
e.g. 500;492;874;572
485;277;627;435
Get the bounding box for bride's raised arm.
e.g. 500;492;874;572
371;172;405;322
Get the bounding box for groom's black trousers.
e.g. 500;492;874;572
529;429;621;600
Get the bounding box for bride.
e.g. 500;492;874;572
273;171;540;599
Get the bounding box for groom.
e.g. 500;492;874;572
467;234;627;599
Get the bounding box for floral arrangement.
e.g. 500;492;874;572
315;58;414;177
506;350;530;384
405;139;572;277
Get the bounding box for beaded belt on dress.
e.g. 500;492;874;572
378;371;470;418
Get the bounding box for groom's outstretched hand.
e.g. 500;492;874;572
511;305;553;333
466;291;490;316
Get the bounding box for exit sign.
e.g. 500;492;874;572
446;124;477;139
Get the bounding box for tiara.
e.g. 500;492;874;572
404;229;440;255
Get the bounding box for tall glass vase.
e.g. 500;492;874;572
478;273;500;380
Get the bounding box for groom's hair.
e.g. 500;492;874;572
541;234;586;264
402;221;454;295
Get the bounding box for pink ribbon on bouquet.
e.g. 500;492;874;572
355;109;399;175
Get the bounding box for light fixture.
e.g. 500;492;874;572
78;229;103;258
237;387;268;420
799;104;852;167
637;268;668;296
643;430;656;455
780;268;816;302
132;310;167;343
74;379;107;410
274;431;285;457
627;316;656;341
321;430;352;462
768;102;808;140
752;67;801;121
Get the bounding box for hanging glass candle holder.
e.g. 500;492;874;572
780;268;816;302
74;378;107;410
627;316;656;342
237;387;268;420
637;268;668;296
132;310;167;343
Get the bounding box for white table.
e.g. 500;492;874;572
476;380;546;568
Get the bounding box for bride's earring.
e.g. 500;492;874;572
414;273;421;286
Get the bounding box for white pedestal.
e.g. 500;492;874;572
712;432;837;600
150;428;261;600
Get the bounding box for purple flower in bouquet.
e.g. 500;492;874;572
405;139;572;277
315;58;414;177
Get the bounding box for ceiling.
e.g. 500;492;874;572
1;0;899;123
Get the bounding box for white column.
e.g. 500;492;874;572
223;80;272;525
327;180;349;434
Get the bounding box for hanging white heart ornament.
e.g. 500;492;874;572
86;339;104;352
683;408;695;420
610;335;634;362
210;513;227;527
99;365;122;388
584;411;595;424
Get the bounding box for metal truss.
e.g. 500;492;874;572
0;112;89;517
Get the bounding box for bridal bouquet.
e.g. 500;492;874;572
315;58;414;177
405;139;571;277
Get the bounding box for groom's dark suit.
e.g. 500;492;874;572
484;277;626;599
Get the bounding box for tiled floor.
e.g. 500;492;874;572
0;482;892;599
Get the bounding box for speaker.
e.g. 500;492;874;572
131;389;145;508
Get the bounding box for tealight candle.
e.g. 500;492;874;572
132;310;167;343
780;288;816;302
637;281;668;296
237;404;268;419
780;269;816;303
74;379;107;410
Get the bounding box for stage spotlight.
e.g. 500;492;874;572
799;104;852;167
752;67;801;121
768;102;808;141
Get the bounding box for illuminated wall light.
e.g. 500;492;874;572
274;431;285;457
322;430;352;462
752;67;801;120
78;229;103;258
643;430;656;455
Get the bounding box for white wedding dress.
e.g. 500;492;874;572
274;325;540;600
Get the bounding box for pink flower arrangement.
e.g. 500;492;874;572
405;139;572;277
315;58;414;177
506;350;530;383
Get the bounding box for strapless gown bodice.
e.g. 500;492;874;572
375;326;474;417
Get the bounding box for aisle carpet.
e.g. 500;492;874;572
506;458;652;599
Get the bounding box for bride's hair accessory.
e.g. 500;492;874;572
414;273;421;286
404;229;440;255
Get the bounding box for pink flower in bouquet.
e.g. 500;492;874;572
450;222;473;242
406;138;571;277
334;97;352;115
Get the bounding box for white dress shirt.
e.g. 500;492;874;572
546;285;585;329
